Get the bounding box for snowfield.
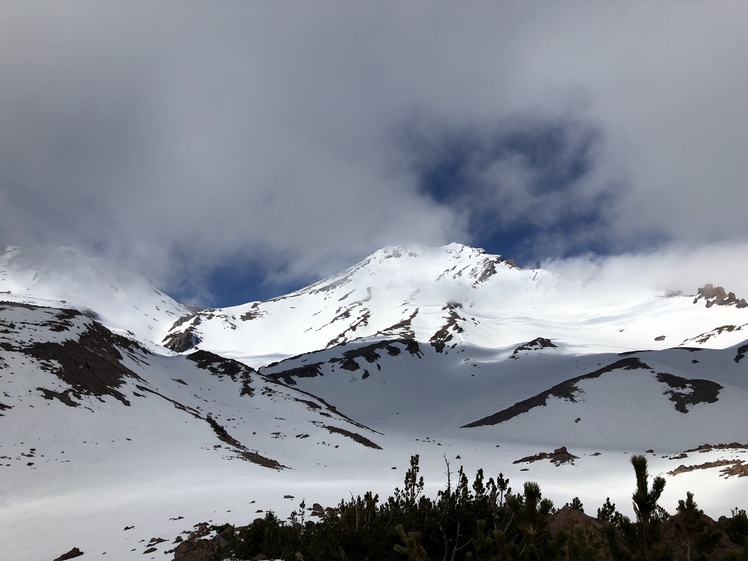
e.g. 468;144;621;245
1;243;747;560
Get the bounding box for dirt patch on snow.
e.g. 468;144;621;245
240;303;265;321
323;425;382;450
268;363;325;386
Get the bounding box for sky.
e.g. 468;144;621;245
1;2;747;307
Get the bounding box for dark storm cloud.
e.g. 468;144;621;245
1;2;747;303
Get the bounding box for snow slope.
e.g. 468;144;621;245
2;301;747;560
1;243;748;560
0;301;386;559
166;243;748;367
260;336;748;451
0;245;190;343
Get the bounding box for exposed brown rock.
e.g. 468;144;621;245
510;337;557;359
53;547;84;561
514;446;579;466
430;302;465;353
323;425;382;450
668;458;747;478
23;315;145;407
694;284;748;308
171;538;217;561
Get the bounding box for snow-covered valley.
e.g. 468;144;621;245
1;243;747;560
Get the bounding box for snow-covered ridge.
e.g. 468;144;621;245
2;243;748;559
0;245;190;343
163;242;748;367
162;242;546;364
4;242;748;367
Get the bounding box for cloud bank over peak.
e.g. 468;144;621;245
0;2;746;305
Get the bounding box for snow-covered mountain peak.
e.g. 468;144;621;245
360;241;518;274
0;245;189;343
4;243;748;560
297;242;522;295
370;242;493;261
162;243;548;363
164;242;748;367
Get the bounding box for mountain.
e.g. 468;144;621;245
0;300;385;560
0;245;190;342
163;242;748;366
1;243;748;560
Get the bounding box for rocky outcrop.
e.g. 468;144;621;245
693;284;748;308
463;358;649;427
172;537;217;561
430;302;466;353
162;314;202;352
513;446;579;466
53;547;84;561
510;337;557;358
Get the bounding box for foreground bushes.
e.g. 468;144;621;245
207;455;748;561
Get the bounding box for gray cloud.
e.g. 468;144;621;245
1;2;746;303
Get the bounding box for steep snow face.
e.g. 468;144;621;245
166;243;748;367
0;245;190;343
